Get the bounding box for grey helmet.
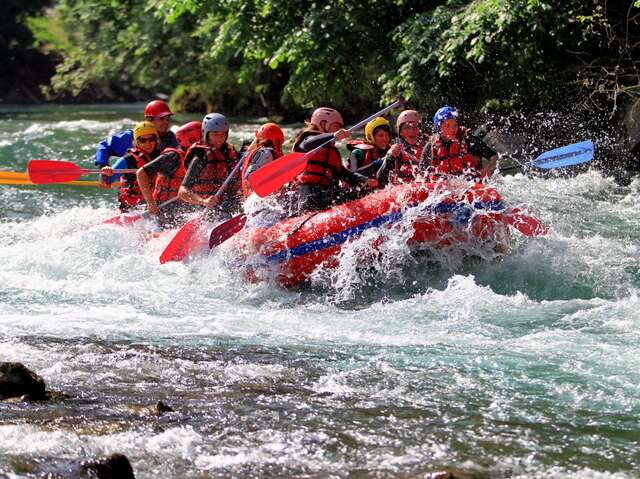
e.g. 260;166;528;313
202;113;229;142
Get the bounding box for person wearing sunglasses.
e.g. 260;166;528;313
95;100;179;186
102;121;161;212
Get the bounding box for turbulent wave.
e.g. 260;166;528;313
0;106;639;478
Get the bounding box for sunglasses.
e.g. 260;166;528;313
137;136;157;144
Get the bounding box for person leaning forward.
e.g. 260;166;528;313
178;113;240;218
293;107;378;213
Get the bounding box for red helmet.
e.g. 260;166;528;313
176;121;201;150
256;122;284;153
310;107;343;132
144;100;173;118
396;110;422;131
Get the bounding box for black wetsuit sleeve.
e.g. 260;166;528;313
467;133;497;159
298;133;336;152
340;167;369;186
375;153;394;185
419;139;433;170
181;150;206;188
143;151;180;177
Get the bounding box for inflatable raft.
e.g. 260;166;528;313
232;180;546;287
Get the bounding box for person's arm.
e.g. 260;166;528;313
342;167;378;188
298;133;337;152
95;130;134;167
467;133;498;175
419;139;432;171
244;149;274;181
137;152;178;214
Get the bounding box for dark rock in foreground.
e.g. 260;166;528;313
77;453;136;479
0;362;47;400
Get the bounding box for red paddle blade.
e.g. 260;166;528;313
504;208;549;237
102;212;143;226
209;214;247;249
28;160;84;184
159;215;205;264
248;152;307;197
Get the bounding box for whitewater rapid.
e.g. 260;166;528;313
0;106;639;478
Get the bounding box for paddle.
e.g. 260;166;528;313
248;97;404;197
0;170;105;187
499;140;594;173
27;160;136;184
208;213;247;248
159;151;246;264
102;197;179;226
529;140;593;169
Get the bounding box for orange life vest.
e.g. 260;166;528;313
118;148;156;207
389;150;420;184
185;143;238;196
429;127;479;175
347;140;386;171
296;133;345;188
152;147;186;203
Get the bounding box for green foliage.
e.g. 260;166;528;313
0;0;54;101
386;0;609;111
27;11;73;54
45;0;640;114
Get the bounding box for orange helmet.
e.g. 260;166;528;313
256;122;284;153
144;100;173;118
310;107;343;132
176;121;201;150
396;110;422;131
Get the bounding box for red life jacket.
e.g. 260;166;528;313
429;127;480;175
346;140;385;170
185;142;238;196
152;147;186;203
389;151;420;184
297;143;345;188
118;148;156;207
400;137;424;163
240;146;280;199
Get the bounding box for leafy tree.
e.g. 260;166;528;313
0;0;53;101
46;0;640;116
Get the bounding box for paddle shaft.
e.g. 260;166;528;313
158;150;249;264
304;98;404;160
251;98;404;193
214;154;244;200
87;168;137;174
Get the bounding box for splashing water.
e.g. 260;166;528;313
0;105;639;478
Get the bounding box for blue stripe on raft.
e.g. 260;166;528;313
264;199;505;264
266;210;403;263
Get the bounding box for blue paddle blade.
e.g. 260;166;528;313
529;140;594;170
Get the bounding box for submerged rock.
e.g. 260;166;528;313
0;362;46;400
77;453;136;479
129;400;174;416
425;468;484;479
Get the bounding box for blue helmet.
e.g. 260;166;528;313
433;106;459;130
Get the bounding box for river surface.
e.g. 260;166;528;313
0;104;639;478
